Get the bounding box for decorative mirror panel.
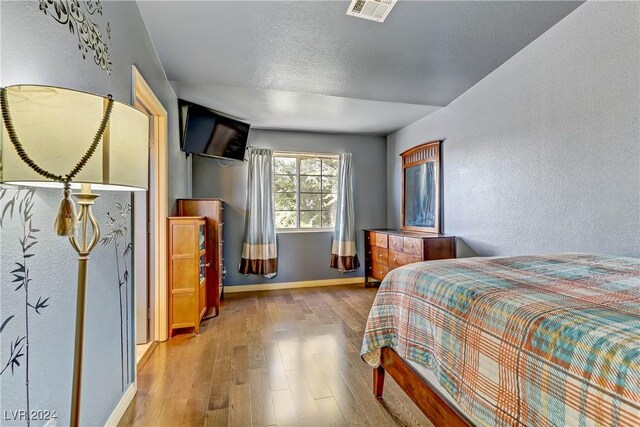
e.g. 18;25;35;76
401;141;441;233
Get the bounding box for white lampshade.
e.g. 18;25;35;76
1;85;149;191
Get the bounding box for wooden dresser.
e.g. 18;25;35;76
177;198;224;316
168;216;207;336
364;229;456;283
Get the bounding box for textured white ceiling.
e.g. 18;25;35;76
172;83;441;135
138;1;583;134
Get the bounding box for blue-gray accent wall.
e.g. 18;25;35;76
387;1;639;258
192;129;387;286
0;1;190;425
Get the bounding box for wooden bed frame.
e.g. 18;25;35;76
373;347;473;427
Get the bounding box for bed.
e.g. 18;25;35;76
361;254;640;427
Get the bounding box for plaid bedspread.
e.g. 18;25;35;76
361;254;640;427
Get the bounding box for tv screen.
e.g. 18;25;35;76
179;101;250;161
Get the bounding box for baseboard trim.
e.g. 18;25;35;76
105;382;136;426
224;277;365;293
137;340;159;372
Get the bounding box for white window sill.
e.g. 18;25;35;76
276;228;334;234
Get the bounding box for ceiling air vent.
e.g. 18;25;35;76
346;0;398;23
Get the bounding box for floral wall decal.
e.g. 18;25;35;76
38;0;112;75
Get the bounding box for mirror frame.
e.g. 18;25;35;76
400;140;442;234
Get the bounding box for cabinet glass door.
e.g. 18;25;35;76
199;254;206;281
199;224;205;251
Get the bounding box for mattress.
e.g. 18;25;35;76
405;358;464;413
361;253;640;427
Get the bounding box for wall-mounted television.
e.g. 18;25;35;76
179;100;250;161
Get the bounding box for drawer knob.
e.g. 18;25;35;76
379;254;383;258
410;245;414;248
393;258;397;262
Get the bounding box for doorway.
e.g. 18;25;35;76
132;67;169;365
134;107;154;348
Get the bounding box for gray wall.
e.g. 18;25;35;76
0;0;191;211
192;129;387;286
0;1;188;425
387;1;640;258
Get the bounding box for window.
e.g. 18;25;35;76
273;152;339;230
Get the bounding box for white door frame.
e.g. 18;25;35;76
132;66;169;343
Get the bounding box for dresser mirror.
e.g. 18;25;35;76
401;141;441;233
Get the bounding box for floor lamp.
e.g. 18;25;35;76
0;85;149;427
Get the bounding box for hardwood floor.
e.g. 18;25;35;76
119;284;433;427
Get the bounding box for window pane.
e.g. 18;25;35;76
275;192;296;210
300;158;321;175
300;193;321;210
300;176;321;193
321;210;336;228
322;193;337;210
275;211;297;228
273;174;297;193
273;153;339;231
322;158;338;176
300;211;321;228
274;157;296;175
321;176;338;194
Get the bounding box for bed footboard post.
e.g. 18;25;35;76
373;365;385;398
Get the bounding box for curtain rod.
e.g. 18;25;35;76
272;149;340;158
246;146;340;158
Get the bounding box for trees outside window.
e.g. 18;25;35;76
273;153;338;230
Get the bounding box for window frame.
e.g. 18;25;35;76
272;150;339;233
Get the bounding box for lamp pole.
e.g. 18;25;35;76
68;184;101;427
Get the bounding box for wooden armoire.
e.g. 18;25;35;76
177;198;225;316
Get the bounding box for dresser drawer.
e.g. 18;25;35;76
389;235;403;251
365;231;374;246
364;244;373;261
371;262;389;281
389;250;422;269
403;237;423;256
373;232;388;248
371;246;388;264
424;236;456;260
